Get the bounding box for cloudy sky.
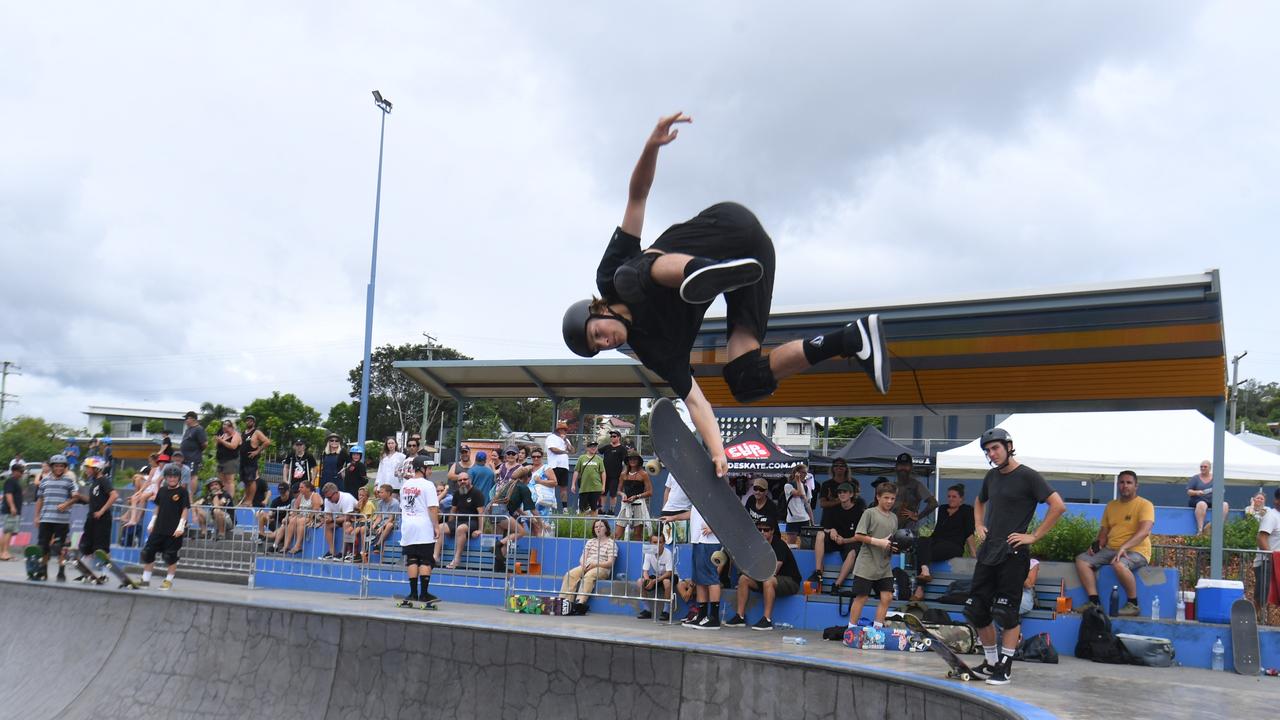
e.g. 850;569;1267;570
2;1;1278;428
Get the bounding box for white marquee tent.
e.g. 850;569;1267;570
936;410;1280;484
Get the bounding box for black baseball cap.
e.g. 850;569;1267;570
609;430;621;437
896;453;913;465
293;438;305;445
184;411;198;419
837;482;855;493
587;439;598;447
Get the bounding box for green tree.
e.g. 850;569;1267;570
347;342;472;441
0;416;77;465
242;392;322;459
828;416;883;439
198;401;236;427
326;401;360;441
145;419;165;435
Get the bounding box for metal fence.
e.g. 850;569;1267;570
1151;543;1277;623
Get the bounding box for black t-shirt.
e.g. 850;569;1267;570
821;499;866;537
215;432;238;463
595;227;706;398
977;464;1053;565
818;479;849;504
771;535;802;585
200;491;234;509
745;497;781;525
2;476;22;515
932;504;976;547
284;453;318;494
341;460;367;495
268;494;292;526
181;425;208;461
153;485;191;536
453;487;486;518
87;475;114;515
600;444;630;480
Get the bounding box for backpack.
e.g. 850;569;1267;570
937;579;972;605
1014;632;1059;664
1075;605;1134;664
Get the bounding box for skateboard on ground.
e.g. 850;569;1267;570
94;549;140;589
396;596;440;611
650;398;776;581
901;612;978;681
1231;598;1260;676
73;552;107;585
24;545;45;580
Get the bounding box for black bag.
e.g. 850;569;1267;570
937;579;972;605
1075;605;1133;664
822;625;847;641
1014;632;1059;664
892;567;912;601
921;607;952;624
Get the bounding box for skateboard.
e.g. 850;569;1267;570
901;613;979;681
650;399;776;581
73;552;107;585
1231;598;1260;676
396;596;440;611
93;550;140;589
24;545;45;580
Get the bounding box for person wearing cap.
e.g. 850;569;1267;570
33;454;78;581
559;114;891;484
809;481;865;586
724;519;801;631
239;415;272;508
572;440;607;515
446;444;475;492
282;439;318;497
544;421;574;512
614;449;653;541
70;457;117;572
140;463;191;589
890;453;937;531
158;430;174;458
599;430;631;515
180;411;208;476
61;437;80;471
0;462;24;560
466;450;495;502
319;434;350;494
742;476;781;526
195;478;235;540
488;446;524;525
340;445;368;498
257;482;293;552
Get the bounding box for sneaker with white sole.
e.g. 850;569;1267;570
679;258;764;304
160;579;173;591
984;657;1012;685
723;614;747;628
844;315;890;394
750;617;774;631
691;615;721;630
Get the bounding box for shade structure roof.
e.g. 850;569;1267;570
392;357;677;402
820;425;933;470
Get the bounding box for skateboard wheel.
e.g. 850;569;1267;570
644;459;662;475
959;673;971;682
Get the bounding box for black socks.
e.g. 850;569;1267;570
803;322;863;365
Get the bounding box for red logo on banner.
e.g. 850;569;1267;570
726;441;771;460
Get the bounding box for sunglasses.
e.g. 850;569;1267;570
753;487;767;492
532;454;543;458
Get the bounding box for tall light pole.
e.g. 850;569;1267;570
1229;350;1247;434
357;90;393;449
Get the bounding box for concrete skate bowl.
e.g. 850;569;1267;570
0;581;1040;720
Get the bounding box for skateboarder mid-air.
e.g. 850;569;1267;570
562;112;891;478
141;464;191;589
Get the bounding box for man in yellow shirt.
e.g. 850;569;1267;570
1075;470;1155;616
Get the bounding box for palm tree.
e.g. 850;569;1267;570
199;401;237;427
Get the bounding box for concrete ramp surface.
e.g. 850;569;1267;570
1;581;1022;720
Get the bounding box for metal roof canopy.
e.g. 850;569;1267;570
393;357;677;404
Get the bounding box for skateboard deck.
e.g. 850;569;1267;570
93;550;139;589
1231;598;1260;676
74;553;107;584
901;613;978;681
650;399;776;581
24;545;44;580
396;597;439;611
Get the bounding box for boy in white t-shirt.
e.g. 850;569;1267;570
636;532;675;621
398;456;441;607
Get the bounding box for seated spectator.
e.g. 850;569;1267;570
1075;470;1155;616
1187;459;1229;535
742;476;780;525
816;458;853;510
257;482;292;551
635;532;674;621
782;464;812;546
319;482;359;561
122;454;162;533
281;480;322;555
492;459;540;556
725;519;802;631
195;479;235;539
1020;558;1040;616
559;518;617;613
370;483;400;560
1245;492;1269;521
439;474;484;569
614;450;652;541
913;483;977;596
808;482;865;584
343;485;376;561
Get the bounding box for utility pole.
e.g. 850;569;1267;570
1229;351;1247;434
419;333;439;439
0;361;19;425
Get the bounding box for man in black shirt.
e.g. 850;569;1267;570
599;430;630;515
282;440;318;496
809;482;865;583
441;474;486;570
561;113;891;481
725;519;802;631
743;477;781;524
0;463;23;561
142;464;191;590
340;445;368;497
967;428;1065;686
73;457;118;572
817;459;853;510
258;482;293;551
180;411;208;476
913;484;976;595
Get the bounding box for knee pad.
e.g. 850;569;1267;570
162;551;180;566
962;597;992;628
991;596;1020;629
722;349;778;403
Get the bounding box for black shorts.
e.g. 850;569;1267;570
141;532;184;564
553;468;570;488
240;463;258;485
969;547;1031;615
79;517;113;555
447;515;479;533
651;202;775;342
604;474;620;496
578;491;602;512
851;575;895;597
403;543;436;567
37;522;70;552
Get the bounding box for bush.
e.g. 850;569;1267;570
1029;513;1099;562
1183;514;1260;550
553;515;600;539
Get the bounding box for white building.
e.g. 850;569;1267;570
84;405;188;439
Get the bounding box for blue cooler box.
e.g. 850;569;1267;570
1195;579;1243;624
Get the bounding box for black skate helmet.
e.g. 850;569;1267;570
979;427;1015;467
562;298;632;358
890;527;916;552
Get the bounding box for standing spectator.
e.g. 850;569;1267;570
319;481;358;561
319;434;349;492
685;502;723;630
214;420;242;503
281;480;322;555
545;421;575;511
725;519;801;630
370;484;400;560
8;451;25;471
838;482;900;619
615;450;652;541
72;457;117;570
559;518;617;612
1187;459;1228;535
572;440;606;515
34;454;77;581
440;473;485;569
196;479;235;539
100;438;114;482
817;458;854;510
742;477;780;525
0;463;23;560
140;464;190;589
599;430;630;515
180;411;208;477
517;449;558;518
282;439;318;495
892;453;937;530
258;482;292;551
158;430;174;457
62;437;80;470
782;464;813;546
1256;488;1280;608
468;451;495;501
376;437;405;496
340;445;368;498
1074;471;1155;616
397;456;441;607
239;415;272;507
446;444;475;494
659;470;692;519
635;532;674;621
808;482;865;584
914;484;977;590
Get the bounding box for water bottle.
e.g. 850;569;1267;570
776;622;794;630
1108;585;1120;617
783;636;808;646
1176;594;1186;622
1211;636;1225;671
1150;596;1160;621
